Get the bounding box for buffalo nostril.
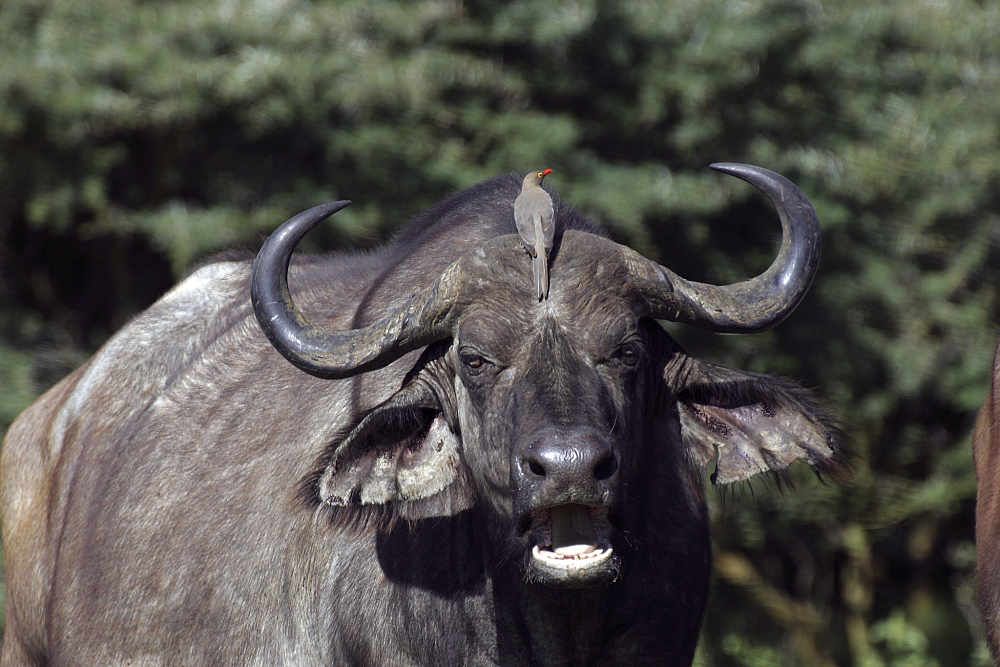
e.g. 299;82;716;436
525;458;547;478
594;453;617;481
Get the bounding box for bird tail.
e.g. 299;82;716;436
533;218;548;301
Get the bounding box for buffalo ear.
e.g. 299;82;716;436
664;355;842;485
303;379;475;527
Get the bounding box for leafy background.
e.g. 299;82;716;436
1;1;998;664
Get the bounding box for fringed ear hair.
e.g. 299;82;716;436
665;354;844;485
301;372;474;532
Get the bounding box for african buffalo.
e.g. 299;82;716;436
1;164;841;665
975;341;1000;658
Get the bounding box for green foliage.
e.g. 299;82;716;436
0;347;34;430
1;0;998;662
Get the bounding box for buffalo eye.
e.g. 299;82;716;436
612;341;643;368
459;348;491;374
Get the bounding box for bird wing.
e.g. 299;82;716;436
513;192;536;245
539;198;555;251
514;189;554;247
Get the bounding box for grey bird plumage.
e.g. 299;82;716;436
514;169;555;301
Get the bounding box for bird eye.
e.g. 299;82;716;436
537;171;544;178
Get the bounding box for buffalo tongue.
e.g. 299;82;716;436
550;505;598;556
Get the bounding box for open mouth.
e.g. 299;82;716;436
525;504;617;586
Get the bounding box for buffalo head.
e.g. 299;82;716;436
250;164;839;590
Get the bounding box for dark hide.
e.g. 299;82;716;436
1;174;841;666
975;341;1000;659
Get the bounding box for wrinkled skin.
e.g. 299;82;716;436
1;175;840;665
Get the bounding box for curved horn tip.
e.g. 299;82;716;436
293;199;353;221
263;200;353;248
311;199;353;217
708;162;800;195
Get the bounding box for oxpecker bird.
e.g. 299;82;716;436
514;168;555;301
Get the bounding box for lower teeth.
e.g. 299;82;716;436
538;547;605;560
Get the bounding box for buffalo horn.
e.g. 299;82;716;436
630;163;821;332
251;201;464;378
